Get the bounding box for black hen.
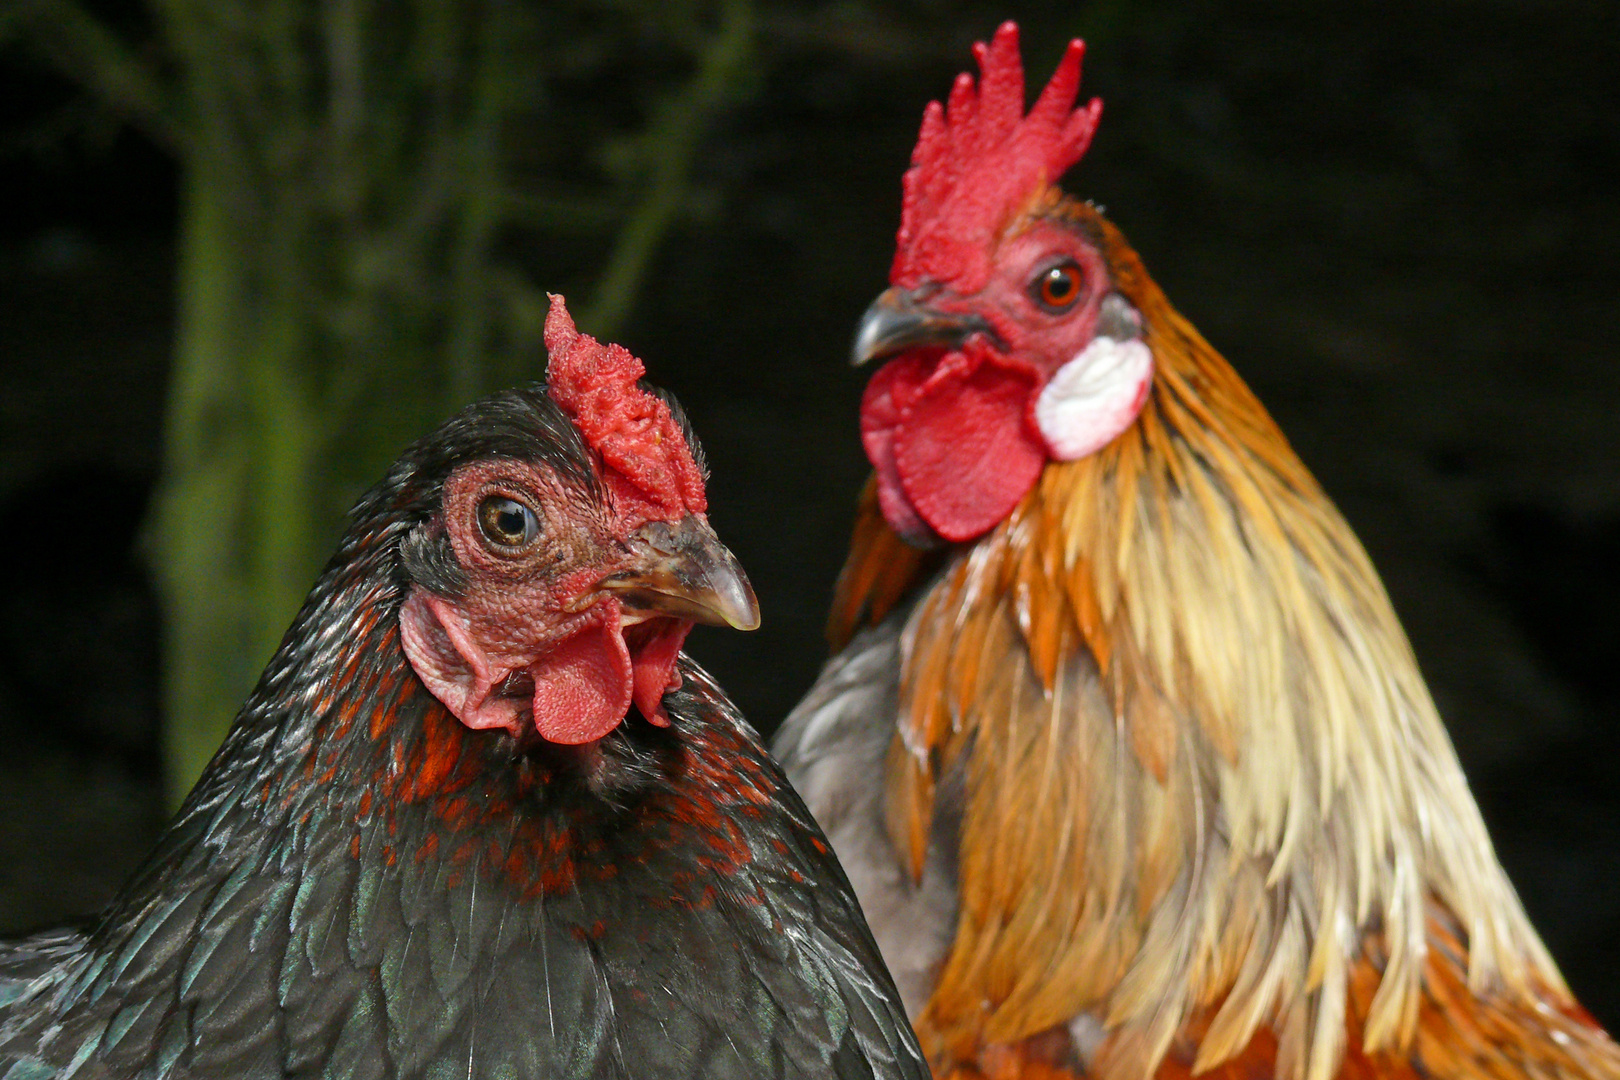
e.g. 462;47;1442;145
0;300;928;1080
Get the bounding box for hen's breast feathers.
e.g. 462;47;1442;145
784;211;1620;1080
0;649;925;1080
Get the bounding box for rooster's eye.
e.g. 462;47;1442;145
476;495;540;551
1032;262;1084;312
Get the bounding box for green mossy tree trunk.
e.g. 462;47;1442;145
11;0;752;803
149;4;523;799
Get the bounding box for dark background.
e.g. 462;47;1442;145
3;0;1619;1025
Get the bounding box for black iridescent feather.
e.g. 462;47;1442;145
0;386;927;1080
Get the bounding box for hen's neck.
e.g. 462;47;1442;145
110;538;671;931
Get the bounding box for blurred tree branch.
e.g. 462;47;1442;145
8;0;179;148
754;8;953;65
583;0;752;337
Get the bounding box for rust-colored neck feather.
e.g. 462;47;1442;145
830;208;1617;1080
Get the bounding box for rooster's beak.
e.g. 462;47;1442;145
852;286;997;366
599;516;761;631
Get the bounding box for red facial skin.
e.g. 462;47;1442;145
863;218;1114;543
399;459;691;747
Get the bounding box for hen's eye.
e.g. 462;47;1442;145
1033;262;1084;312
476;495;540;551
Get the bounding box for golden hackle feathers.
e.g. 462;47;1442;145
833;201;1607;1080
1148;910;1614;1080
830;474;944;654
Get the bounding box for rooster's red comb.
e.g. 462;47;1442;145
543;295;707;527
891;22;1101;293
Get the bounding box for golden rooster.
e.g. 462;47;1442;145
773;22;1620;1080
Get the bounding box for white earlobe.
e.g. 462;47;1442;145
1034;336;1154;461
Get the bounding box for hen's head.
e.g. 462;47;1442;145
857;22;1151;544
394;296;757;746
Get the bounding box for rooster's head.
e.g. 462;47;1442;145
856;22;1151;544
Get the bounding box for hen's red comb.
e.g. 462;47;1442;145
891;22;1101;293
543;295;707;527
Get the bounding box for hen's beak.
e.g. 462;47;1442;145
852;286;997;366
600;516;761;631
